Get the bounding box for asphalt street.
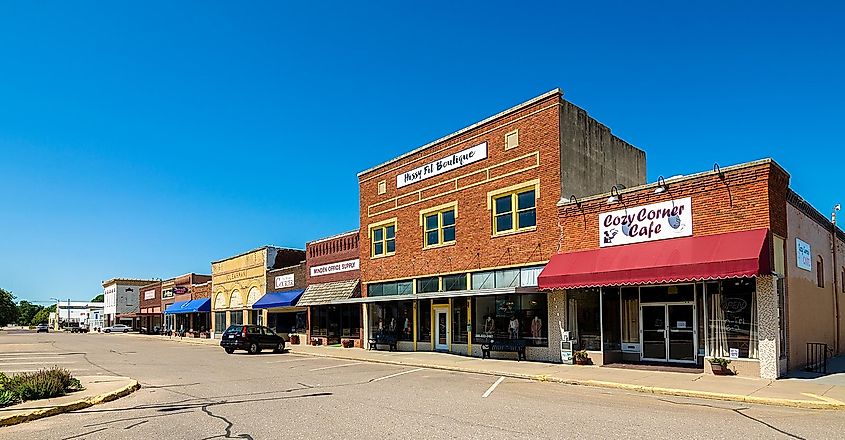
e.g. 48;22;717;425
1;331;843;440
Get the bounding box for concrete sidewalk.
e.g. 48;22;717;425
289;344;845;410
0;376;139;427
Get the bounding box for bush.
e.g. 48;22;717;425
0;368;84;408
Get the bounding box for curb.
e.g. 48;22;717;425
290;349;845;410
0;379;140;427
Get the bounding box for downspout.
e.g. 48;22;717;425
832;209;840;354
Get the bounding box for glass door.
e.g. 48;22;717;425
641;305;667;361
668;304;696;362
434;308;449;351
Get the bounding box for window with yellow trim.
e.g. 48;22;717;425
371;222;396;257
423;207;456;247
493;188;536;234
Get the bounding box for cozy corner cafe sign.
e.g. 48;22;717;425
396;142;487;188
599;197;693;247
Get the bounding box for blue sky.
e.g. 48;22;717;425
1;1;843;303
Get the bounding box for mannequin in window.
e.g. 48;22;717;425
484;315;495;336
531;316;542;340
389;317;397;335
403;312;411;338
508;315;519;339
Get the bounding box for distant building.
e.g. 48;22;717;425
102;278;157;328
51;301;104;330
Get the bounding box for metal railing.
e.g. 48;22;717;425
805;342;830;374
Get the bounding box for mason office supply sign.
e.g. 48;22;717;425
396;142;487;188
600;197;693;247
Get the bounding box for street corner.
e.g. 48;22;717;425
0;375;140;427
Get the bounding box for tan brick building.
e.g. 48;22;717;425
356;89;645;358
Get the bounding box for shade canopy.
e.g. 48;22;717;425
252;289;305;309
538;228;771;289
164;298;211;315
297;279;360;306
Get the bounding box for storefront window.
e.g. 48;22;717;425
249;310;262;326
473;294;547;346
417;277;439;293
494;269;520;288
418;299;431;342
621;287;639;344
229;310;243;326
452;299;469;343
708;279;758;359
442;274;467;291
369;302;413;341
340;305;360;338
602;288;621;351
269;312;306;334
311;307;328;336
568;288;601;351
368;280;413;297
472;271;494;290
214;311;226;334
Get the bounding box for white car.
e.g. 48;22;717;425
102;324;131;333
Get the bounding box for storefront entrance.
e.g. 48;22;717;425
641;303;696;363
434;306;449;351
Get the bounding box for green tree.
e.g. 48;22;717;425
17;301;43;326
91;294;104;303
0;288;18;327
31;305;55;326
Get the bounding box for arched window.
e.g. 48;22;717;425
817;256;825;288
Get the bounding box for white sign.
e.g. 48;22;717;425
310;259;360;277
274;274;295;290
600;197;693;247
729;348;740;360
396;142;487;188
796;238;812;271
676;321;687;329
143;290;156;300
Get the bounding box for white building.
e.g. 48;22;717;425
54;301;104;328
102;278;157;327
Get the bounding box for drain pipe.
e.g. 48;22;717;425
833;205;841;354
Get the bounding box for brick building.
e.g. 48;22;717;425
161;273;212;334
139;280;162;332
254;262;308;340
539;159;845;378
356;89;645;358
298;230;362;346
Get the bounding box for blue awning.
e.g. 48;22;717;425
164;298;211;315
252;289;305;309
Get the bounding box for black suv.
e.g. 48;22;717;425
220;325;285;354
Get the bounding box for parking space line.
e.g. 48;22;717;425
265;357;322;364
0;361;77;365
309;362;362;372
370;368;424;383
482;376;506;398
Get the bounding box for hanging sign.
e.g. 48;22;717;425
599;197;693;247
396;142;487;188
796;238;812;271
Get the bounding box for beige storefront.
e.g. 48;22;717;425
211;246;305;337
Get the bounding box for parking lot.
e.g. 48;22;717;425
1;331;843;439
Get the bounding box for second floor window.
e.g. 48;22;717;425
424;207;456;248
493;188;536;235
371;223;396;257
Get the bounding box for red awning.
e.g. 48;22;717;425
538;228;771;289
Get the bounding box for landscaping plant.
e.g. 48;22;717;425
0;368;84;408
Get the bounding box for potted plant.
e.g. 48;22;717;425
574;350;591;365
342;339;355;348
289;334;300;345
709;357;732;375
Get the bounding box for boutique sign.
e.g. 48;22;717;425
396;142;487;188
599;197;693;247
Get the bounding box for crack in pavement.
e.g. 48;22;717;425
200;403;254;440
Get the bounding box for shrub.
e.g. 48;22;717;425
0;367;84;407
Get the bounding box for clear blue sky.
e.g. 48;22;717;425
1;1;843;303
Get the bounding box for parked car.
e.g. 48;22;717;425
69;325;89;333
102;324;131;333
220;325;285;354
35;323;50;333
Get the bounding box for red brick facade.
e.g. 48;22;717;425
306;231;361;284
557;160;791;254
358;93;563;292
266;264;307;292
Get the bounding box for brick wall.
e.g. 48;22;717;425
306;231;361;284
266;263;307;292
358;94;562;293
191;281;212;300
139;281;161;310
558;160;788;253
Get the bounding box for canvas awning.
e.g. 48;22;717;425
164;298;211;314
252;290;305;309
538;228;771;289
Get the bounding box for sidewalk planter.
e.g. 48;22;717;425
574;350;592;365
341;339;355;348
709;358;733;375
289;334;300;345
